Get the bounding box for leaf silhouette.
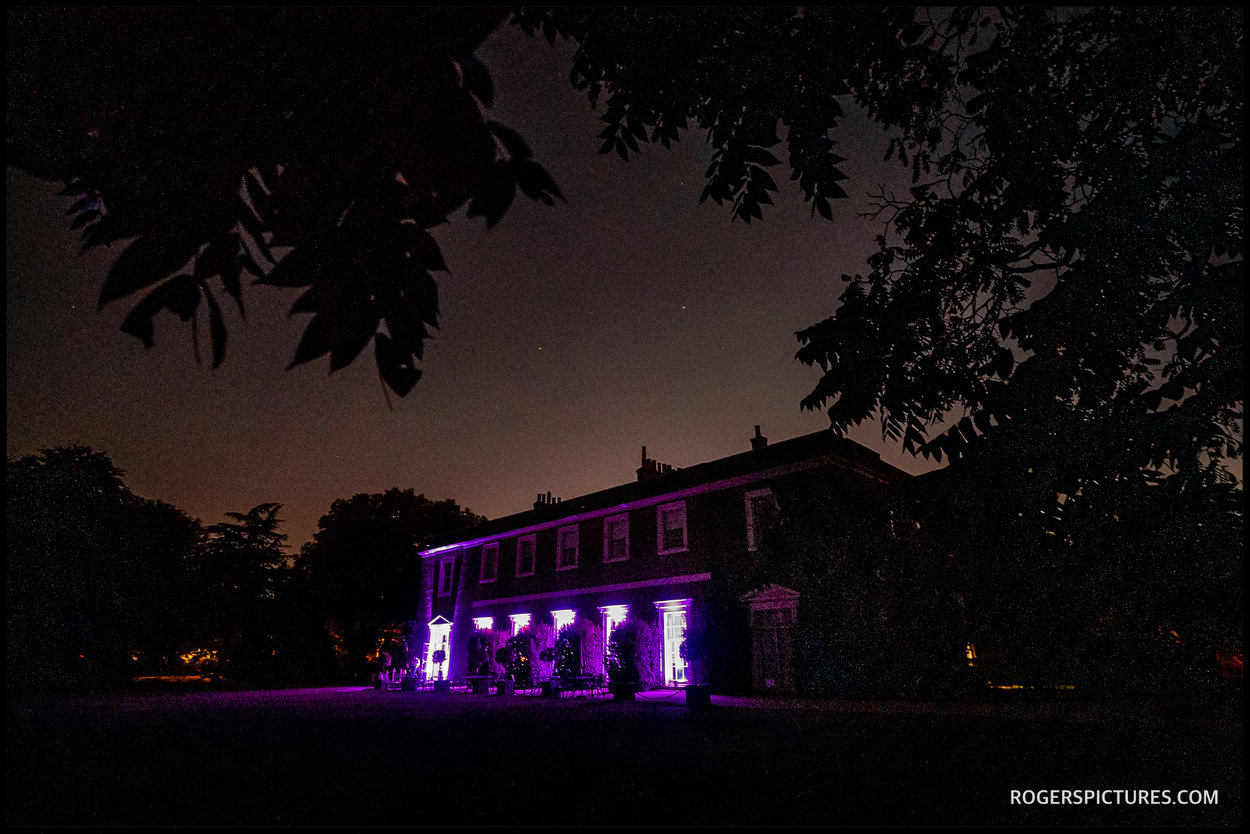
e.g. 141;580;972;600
202;283;227;368
118;274;202;347
99;229;202;309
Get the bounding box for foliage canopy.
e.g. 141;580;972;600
7;8;1241;682
8;7;558;395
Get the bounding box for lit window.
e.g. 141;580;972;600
509;613;532;636
745;488;780;551
551;609;576;632
437;555;456;597
516;535;536;576
473;616;493;631
557;525;579;570
480;542;499;583
604;513;630;563
657;501;687;554
600;605;629;667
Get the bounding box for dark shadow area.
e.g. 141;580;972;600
6;686;1241;826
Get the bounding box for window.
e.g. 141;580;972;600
745;488;780;551
557;525;579;570
603;513;630;563
516;535;536;577
472;616;493;631
551;609;576;632
509;613;531;636
657;501;688;554
600;605;629;668
480;543;499;583
437;555;455;597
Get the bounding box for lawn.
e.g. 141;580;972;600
6;686;1242;826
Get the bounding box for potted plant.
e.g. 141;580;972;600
466;633;493;693
431;649;449;692
681;626;712;709
503;632;534;694
494;646;515;695
607;619;644;701
539;648;560;697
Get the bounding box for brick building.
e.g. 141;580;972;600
415;427;907;693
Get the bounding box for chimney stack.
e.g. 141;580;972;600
751;425;768;450
636;446;673;481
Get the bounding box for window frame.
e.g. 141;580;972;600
515;534;536;577
744;488;779;552
437;555;456;597
603;513;630;563
656;500;688;555
556;524;580;571
480;542;499;583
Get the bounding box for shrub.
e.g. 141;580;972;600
466;632;491;676
608;617;660;688
531;623;556;680
554;624;582;678
680;626;711;685
503;630;535;685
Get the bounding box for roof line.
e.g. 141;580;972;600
421;450;892;556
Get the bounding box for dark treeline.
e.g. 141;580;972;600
8;445;1239;695
6;446;479;690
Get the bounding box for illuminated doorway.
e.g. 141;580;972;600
426;616;451;681
654;599;692;686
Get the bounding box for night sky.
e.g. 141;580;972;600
6;24;935;551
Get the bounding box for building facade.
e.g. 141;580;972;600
415;427;907;692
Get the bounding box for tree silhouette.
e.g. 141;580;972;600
194;503;291;682
787;8;1240;686
783;8;1242;686
7;7;560;396
296;489;483;678
7;447;203;688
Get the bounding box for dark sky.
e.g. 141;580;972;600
6;24;937;551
